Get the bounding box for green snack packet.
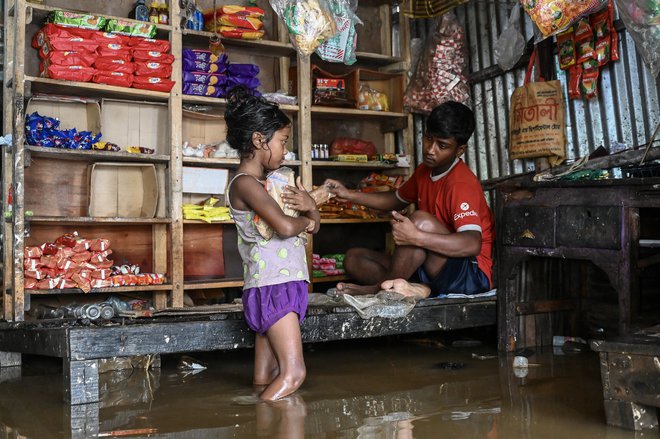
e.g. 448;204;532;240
312;270;326;278
51;10;106;30
105;19;156;38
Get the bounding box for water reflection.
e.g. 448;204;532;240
0;339;654;438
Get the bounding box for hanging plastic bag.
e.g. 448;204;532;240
494;4;526;71
270;0;337;56
403;12;471;114
315;0;361;65
519;0;607;40
614;0;660;77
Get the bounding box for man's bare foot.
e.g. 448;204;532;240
380;279;431;300
335;282;380;296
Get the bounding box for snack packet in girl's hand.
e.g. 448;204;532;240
254;167;332;239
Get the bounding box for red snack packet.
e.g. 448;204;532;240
96;44;132;61
43;50;97;67
581;69;600;99
55;232;78;247
36;277;60;290
90;31;131;46
91;268;113;280
568;65;582;99
71;251;92;263
72;273;91;293
556;27;576;70
24;257;43;270
57;258;76;272
25;278;38;290
94;259;114;269
94;57;135;74
90;278;112;289
607;1;618;62
43;64;95;82
574;18;595;64
90;238;111;252
132;76;175;92
40;254;58;269
132;49;175;64
24;269;46;280
72;239;91;253
41;242;59;255
134;61;172;78
25;246;43;259
128;37;171;52
32;24;95;49
93;71;133;88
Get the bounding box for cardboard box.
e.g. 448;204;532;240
182;110;226;146
100;99;169;154
26;96;101;137
89;162;159;217
183;166;229;206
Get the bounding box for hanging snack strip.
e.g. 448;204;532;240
560;1;618;100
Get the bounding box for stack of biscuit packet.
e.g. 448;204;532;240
254;167;333;239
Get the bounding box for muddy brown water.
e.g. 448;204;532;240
0;331;654;438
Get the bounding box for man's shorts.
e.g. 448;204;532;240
412;257;490;297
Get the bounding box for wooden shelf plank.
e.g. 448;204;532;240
184;279;244;289
312;160;397;169
183;95;298;112
639;239;660;248
29;216;171;225
182;157;301;167
26;76;171;101
183;219;235;225
311;106;406;118
320;218;390;224
312;275;349;284
181;29;295;57
26;145;170;163
28;3;172;33
28;284;172;295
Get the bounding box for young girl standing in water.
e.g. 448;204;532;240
224;86;320;401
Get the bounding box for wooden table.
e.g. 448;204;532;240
590;325;660;430
495;178;660;351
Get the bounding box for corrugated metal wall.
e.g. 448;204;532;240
410;2;660;181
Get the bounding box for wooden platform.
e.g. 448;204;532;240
0;296;496;405
590;324;660;430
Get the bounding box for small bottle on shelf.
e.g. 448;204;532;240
158;0;169;25
148;2;159;23
132;0;150;21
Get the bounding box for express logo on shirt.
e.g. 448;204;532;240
460;202;470;211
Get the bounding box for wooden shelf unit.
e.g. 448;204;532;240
3;0;412;321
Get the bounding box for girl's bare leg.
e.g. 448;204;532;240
254;333;279;385
259;312;306;401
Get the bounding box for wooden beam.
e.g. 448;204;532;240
515;299;576;315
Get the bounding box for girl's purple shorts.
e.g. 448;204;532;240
242;281;308;334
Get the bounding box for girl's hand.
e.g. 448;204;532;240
305;218;316;233
282;176;316;213
323;178;351;202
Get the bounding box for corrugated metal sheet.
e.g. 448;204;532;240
410;2;660;181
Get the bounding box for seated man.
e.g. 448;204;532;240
325;101;494;298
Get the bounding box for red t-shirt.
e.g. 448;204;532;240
396;159;494;286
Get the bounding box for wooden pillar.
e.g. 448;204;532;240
168;0;184;308
66;402;100;439
63;359;99;405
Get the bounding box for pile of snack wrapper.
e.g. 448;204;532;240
24;231;166;293
33;10;174;92
182;48;260;98
182;198;231;223
25;111;155;153
312;253;345;277
319;172;404;219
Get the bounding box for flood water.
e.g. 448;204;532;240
0;329;655;438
